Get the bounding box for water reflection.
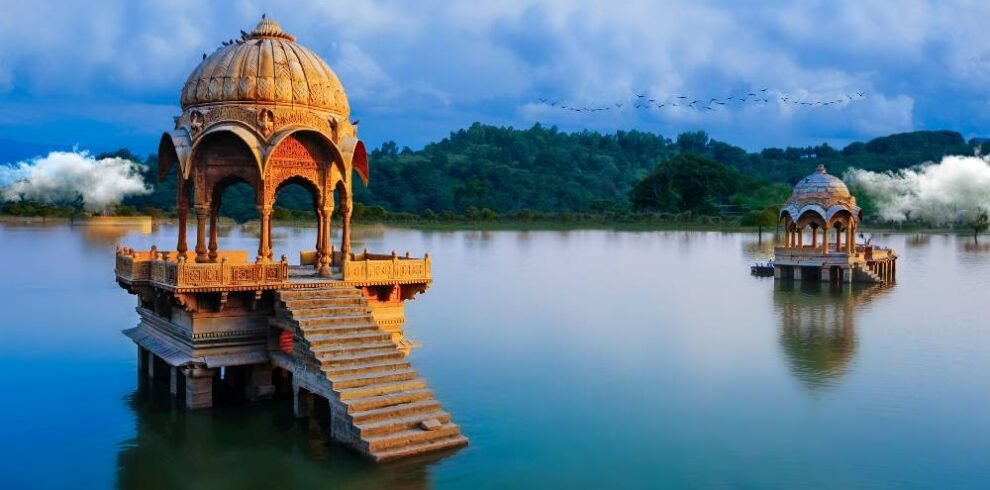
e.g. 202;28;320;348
774;282;888;390
116;380;440;490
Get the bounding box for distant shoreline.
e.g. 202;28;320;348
1;213;981;236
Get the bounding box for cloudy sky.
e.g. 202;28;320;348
2;0;989;158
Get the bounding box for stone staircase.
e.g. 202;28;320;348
852;264;884;284
273;287;467;462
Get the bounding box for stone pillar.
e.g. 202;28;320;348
821;224;829;255
169;366;181;396
835;226;842;251
319;205;334;277
137;345;147;374
183;365;215;410
293;385;312;419
195;204;210;263
146;350;157;380
797;228;803;247
245;364;275;402
208;205;219;262
811;227;818;247
315;208;325;269
793;267;803;281
257;205;272;262
847;225;855;253
177;204;189;261
341;202;352;256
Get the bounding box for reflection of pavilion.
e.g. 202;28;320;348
775;165;897;284
774;281;887;389
115;381;435;489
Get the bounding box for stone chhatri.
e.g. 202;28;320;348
774;165;897;284
115;18;466;463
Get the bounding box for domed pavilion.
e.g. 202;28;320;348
774;165;897;284
114;18;467;462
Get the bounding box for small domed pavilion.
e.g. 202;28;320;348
774;165;897;284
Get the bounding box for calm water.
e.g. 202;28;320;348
1;223;988;489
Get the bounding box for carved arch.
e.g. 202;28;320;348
263;127;345;175
158;130;192;182
189;124;264;178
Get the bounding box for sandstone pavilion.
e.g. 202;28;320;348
114;18;467;462
775;165;897;284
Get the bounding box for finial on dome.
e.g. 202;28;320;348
816;164;827;174
246;16;296;41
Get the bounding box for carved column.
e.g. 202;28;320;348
341;201;352;256
821;224;829;255
208;204;219;262
258;205;272;262
797;227;803;247
811;226;818;247
319;204;334;277
194;204;209;263
835;225;842;251
315;208;325;269
176;192;189;261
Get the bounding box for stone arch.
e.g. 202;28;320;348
157;130;191;182
264;128;345;176
190;124;264;179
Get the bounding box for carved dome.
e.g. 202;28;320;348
786;165;853;207
780;164;860;224
180;18;349;117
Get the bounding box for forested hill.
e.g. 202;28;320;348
5;124;974;222
354;124;975;214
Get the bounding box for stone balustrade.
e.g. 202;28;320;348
115;247;289;290
341;250;432;285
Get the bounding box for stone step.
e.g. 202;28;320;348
349;399;443;425
322;359;412;377
313;341;397;357
278;289;363;300
298;322;382;336
371;434;469;463
305;331;392;346
297;314;377;328
343;388;435;413
355;411;452;438
320;349;406;368
364;423;462;452
329;368;419;389
288;305;371;318
281;297;367;309
336;378;428;401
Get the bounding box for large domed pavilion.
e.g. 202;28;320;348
114;18;467;463
773;165;897;284
158;17;368;276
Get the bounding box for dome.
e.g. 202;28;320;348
786;164;854;208
180;18;349;117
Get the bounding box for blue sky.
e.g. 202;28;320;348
2;0;989;159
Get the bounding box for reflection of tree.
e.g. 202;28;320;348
774;282;887;390
116;381;439;490
905;233;931;248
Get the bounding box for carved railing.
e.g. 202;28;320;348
341;251;432;285
115;248;289;289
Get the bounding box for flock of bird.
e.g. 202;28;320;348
537;89;867;113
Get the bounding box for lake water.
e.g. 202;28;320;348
1;223;988;489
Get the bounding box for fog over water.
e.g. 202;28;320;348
845;154;990;223
0;151;149;212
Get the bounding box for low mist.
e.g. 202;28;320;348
845;155;990;225
0;150;150;213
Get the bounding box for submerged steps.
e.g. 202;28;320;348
274;287;467;462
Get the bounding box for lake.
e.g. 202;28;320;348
0;223;988;489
